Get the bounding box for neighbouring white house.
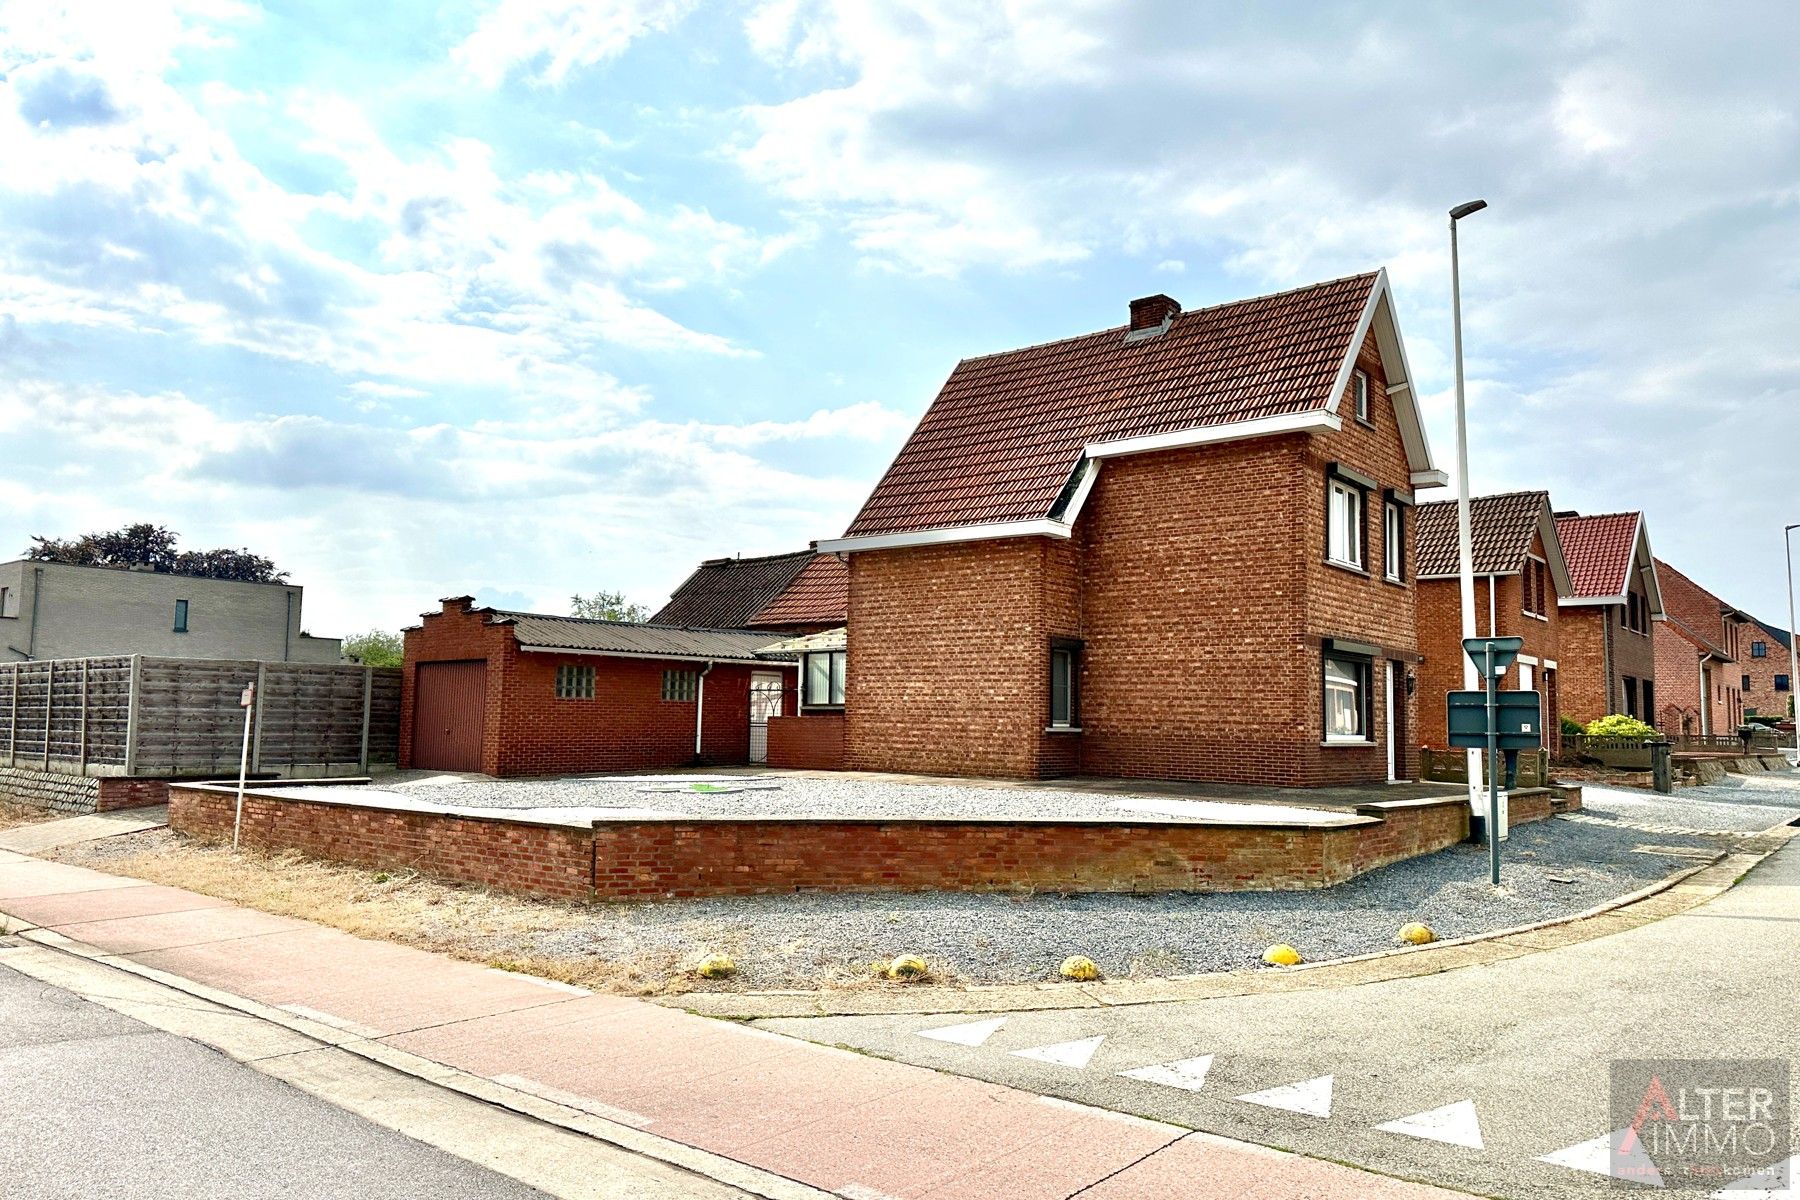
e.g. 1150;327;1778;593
0;559;342;663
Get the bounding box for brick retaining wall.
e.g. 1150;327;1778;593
168;784;1469;901
765;714;845;771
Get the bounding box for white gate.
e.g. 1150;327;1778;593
748;671;784;764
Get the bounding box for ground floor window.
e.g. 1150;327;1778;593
662;669;699;702
803;650;845;708
1049;639;1082;728
1323;653;1372;742
555;664;595;699
1623;675;1640;718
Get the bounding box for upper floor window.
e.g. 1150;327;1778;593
1743;673;1753;693
1624;590;1651;635
1327;478;1365;569
1383;501;1404;582
803;650;845;708
1752;641;1768;658
555;664;595;700
1523;558;1549;618
1352;370;1372;425
173;598;189;633
1777;674;1792;693
662;669;699;702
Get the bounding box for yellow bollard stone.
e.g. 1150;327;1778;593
1059;955;1101;981
696;953;736;979
887;954;929;980
1398;922;1437;945
1262;943;1302;966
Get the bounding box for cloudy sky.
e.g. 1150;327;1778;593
2;0;1797;638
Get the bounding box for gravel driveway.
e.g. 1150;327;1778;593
454;770;1800;990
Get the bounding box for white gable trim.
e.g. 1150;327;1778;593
1084;409;1340;460
818;518;1074;555
1320;269;1444;488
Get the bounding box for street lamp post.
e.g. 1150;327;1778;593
1786;524;1799;736
1450;199;1488;816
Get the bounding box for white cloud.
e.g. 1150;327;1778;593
454;0;697;87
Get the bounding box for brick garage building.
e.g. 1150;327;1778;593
1739;618;1793;720
1413;491;1573;753
1553;511;1663;724
400;598;794;777
817;271;1447;786
1652;560;1753;736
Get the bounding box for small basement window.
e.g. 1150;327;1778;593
662;669;699;702
173;598;189;634
803;650;845;708
555;664;595;700
1323;653;1371;742
1049;638;1082;729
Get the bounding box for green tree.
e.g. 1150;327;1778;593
27;523;286;583
342;629;403;668
571;590;649;623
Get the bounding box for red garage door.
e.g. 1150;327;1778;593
412;660;487;773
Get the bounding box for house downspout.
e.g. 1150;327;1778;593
694;661;715;763
284;591;293;662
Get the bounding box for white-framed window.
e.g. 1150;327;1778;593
1523;556;1547;618
803;650;845;708
1327;478;1364;569
1324;654;1371;742
1383;501;1403;582
1049;640;1081;728
1353;370;1371;424
555;664;595;700
662;669;699;702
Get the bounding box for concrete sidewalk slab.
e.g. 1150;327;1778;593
0;860;148;900
54;905;312;954
0;883;233;928
0;805;167;855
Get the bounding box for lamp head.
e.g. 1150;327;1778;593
1450;199;1489;221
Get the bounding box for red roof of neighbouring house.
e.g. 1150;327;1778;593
1554;512;1642;599
842;272;1385;539
752;553;847;627
1415;491;1550;577
651;549;814;628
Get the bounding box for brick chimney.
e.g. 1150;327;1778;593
1128;294;1181;333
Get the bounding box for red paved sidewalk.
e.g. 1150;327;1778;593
0;854;1468;1199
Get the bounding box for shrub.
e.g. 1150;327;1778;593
1560;715;1584;739
1583;714;1656;739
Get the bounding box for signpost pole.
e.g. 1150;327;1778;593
232;681;255;853
1484;652;1501;886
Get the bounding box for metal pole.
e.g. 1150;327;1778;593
1485;650;1501;886
233;682;255;852
1786;525;1799;737
1451;213;1482;810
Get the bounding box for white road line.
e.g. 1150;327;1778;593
1118;1054;1215;1092
1009;1034;1106;1069
1537;1128;1664;1187
1375;1100;1485;1149
1235;1075;1334;1118
916;1017;1006;1047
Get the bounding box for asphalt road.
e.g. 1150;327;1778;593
0;962;548;1200
760;833;1800;1199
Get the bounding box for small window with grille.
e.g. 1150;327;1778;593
555;664;595;700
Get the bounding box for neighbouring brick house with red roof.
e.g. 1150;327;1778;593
1653;559;1753;736
815;271;1447;786
1553;511;1663;724
1413;492;1573;754
1740;618;1793;720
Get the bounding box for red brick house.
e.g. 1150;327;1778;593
1413;491;1573;753
1652;560;1753;736
1740;618;1793;720
815;271;1446;786
1553;511;1663;724
401;598;795;776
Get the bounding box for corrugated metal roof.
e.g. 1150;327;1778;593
752;554;848;627
650;550;814;628
493;612;793;663
843;272;1379;538
1415;491;1549;577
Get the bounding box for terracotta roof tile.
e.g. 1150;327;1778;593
752;553;847;627
650;550;813;629
1414;491;1548;577
844;272;1380;538
1554;512;1641;599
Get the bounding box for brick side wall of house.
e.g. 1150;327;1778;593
1614;582;1658;720
1742;622;1794;720
1653;622;1743;736
170;784;597;901
402;599;777;777
766;713;845;770
168;784;1467;899
1557;607;1612;725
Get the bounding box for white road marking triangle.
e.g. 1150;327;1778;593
1537;1128;1665;1187
1711;1153;1800;1198
1119;1055;1215;1092
1235;1074;1334;1118
1010;1034;1106;1069
916;1017;1006;1047
1376;1100;1485;1149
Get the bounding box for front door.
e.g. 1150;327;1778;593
748;671;784;764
